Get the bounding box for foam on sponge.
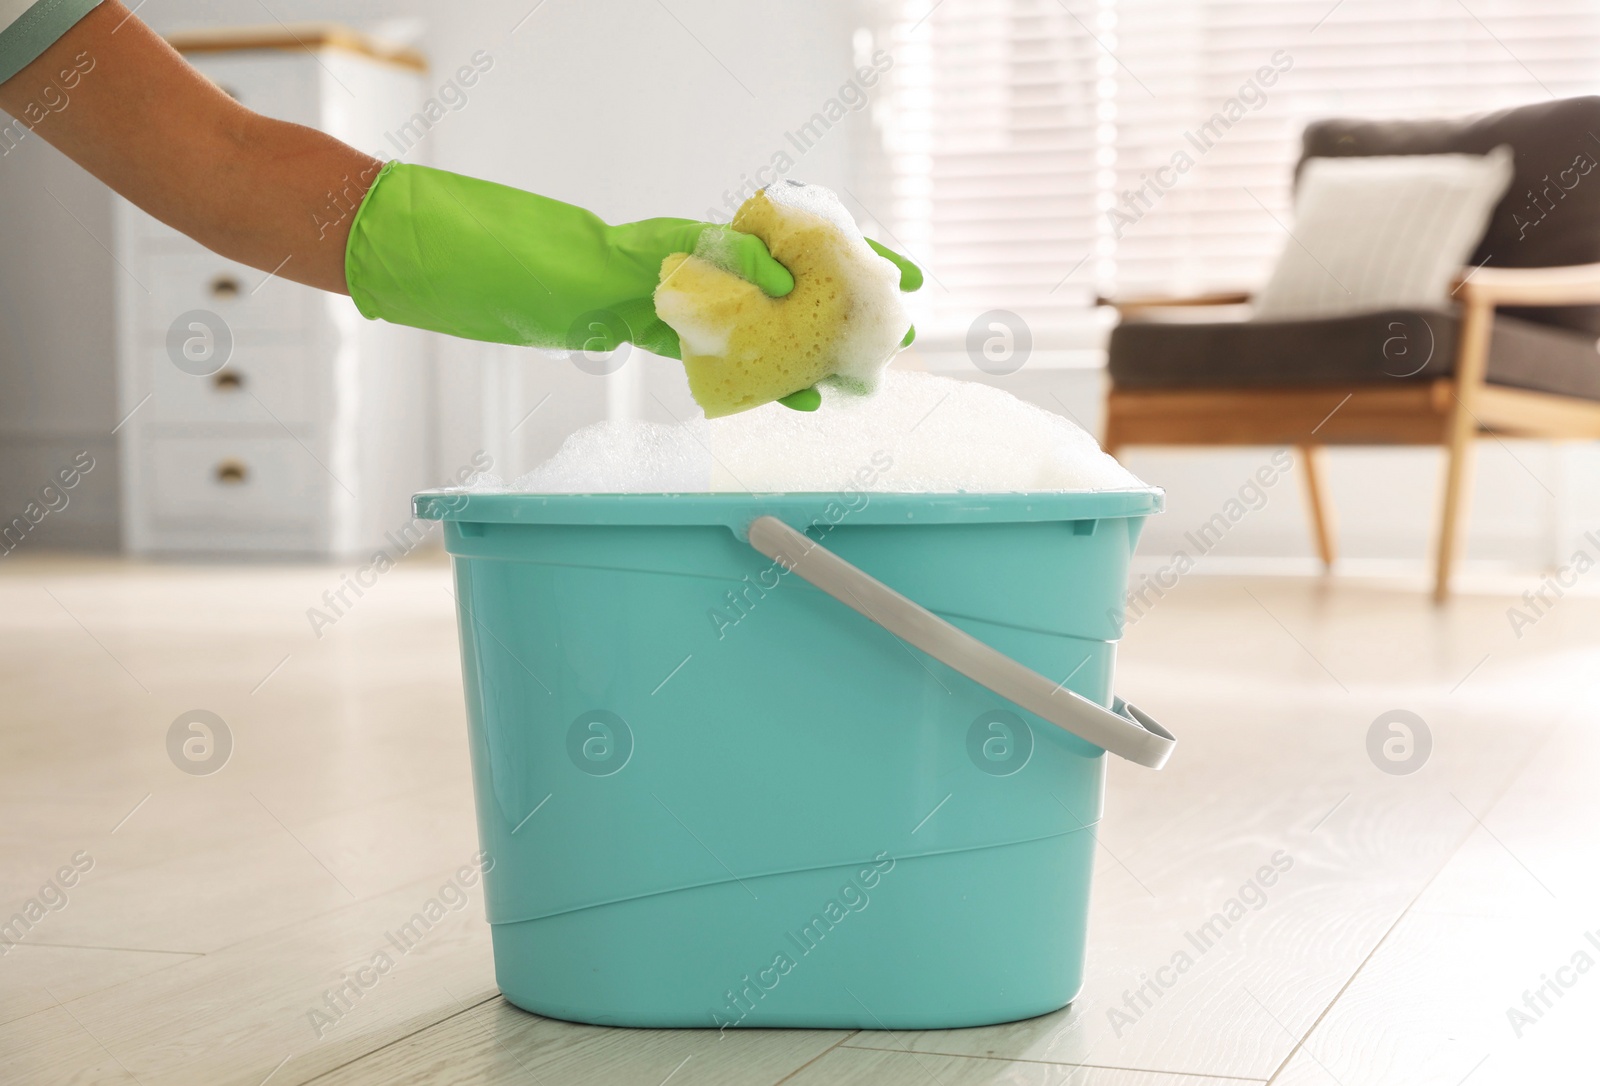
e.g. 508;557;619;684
654;181;909;418
503;371;1146;494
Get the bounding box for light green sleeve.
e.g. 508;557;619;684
0;0;102;85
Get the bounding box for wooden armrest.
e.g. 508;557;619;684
1096;291;1252;317
1453;263;1600;306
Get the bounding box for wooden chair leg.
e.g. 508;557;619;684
1297;444;1337;569
1433;418;1477;602
1433;299;1494;603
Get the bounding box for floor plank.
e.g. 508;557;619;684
6;863;498;1085
309;996;849;1086
0;943;199;1027
1272;685;1600;1085
0;1004;141;1085
783;1046;1264;1085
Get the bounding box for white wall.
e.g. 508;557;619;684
0;137;121;548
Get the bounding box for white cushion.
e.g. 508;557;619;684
1252;146;1514;320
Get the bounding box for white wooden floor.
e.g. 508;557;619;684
2;552;1596;1084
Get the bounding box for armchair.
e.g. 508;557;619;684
1101;96;1600;600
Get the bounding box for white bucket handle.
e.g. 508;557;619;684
747;516;1176;770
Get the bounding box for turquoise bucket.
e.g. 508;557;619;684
415;488;1172;1029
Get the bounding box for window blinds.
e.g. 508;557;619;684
867;0;1600;343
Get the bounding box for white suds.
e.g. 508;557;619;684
497;371;1146;494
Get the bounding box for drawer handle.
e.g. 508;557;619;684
212;369;245;391
215;459;248;485
210;275;242;299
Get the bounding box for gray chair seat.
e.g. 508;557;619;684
1107;307;1600;401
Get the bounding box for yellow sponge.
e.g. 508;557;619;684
654;183;908;419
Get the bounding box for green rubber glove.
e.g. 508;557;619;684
346;162;923;413
868;237;926;294
345;162;794;360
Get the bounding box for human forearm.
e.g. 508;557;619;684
0;1;377;293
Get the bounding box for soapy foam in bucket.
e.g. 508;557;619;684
486;371;1144;494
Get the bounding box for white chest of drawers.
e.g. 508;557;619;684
114;28;431;556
